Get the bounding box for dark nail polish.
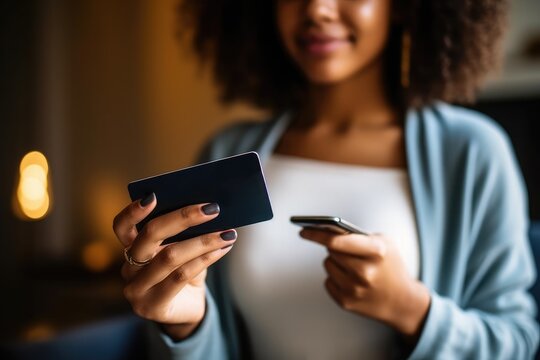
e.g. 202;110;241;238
202;203;220;215
220;230;237;241
140;193;155;207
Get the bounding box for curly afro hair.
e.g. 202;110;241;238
178;0;508;113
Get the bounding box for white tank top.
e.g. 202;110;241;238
227;154;420;360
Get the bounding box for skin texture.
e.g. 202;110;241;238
274;0;405;168
300;228;430;344
113;197;236;340
275;0;391;84
113;0;430;346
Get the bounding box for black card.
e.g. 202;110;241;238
128;151;273;244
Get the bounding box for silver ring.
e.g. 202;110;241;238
124;247;152;267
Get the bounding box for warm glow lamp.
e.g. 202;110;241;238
14;151;52;220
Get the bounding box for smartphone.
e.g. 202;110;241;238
290;215;370;235
128;151;273;244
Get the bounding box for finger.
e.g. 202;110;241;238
147;244;234;305
300;228;385;258
325;277;354;312
128;202;221;268
125;229;237;289
113;193;157;247
323;256;367;297
329;251;377;287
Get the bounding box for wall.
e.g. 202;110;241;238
65;0;266;267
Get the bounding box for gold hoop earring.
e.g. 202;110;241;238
401;29;411;89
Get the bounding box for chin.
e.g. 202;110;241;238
303;68;351;85
297;57;358;85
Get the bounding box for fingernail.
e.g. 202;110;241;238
220;230;237;241
221;244;234;250
140;193;155;207
202;203;220;215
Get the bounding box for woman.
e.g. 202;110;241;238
113;0;539;358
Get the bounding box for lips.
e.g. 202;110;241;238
297;33;351;56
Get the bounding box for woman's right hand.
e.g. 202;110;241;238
112;193;236;340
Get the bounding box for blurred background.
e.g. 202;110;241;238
0;0;539;346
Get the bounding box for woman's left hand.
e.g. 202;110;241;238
300;228;431;343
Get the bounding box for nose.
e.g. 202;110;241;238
305;0;339;23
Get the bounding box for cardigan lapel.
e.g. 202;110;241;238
405;106;441;288
252;112;292;163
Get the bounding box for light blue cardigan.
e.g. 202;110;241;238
149;103;539;359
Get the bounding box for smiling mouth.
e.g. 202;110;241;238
297;35;352;57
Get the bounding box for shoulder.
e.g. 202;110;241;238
196;117;276;163
432;103;510;149
420;102;517;170
408;102;525;205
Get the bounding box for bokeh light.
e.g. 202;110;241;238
22;322;56;342
16;151;52;220
82;240;114;272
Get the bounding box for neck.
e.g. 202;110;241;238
297;59;399;130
